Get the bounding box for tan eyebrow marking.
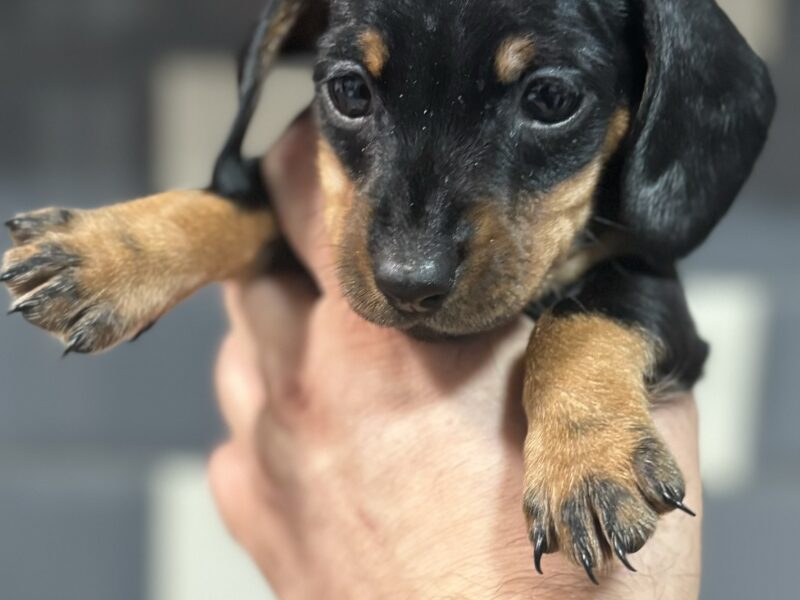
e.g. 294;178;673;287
495;36;536;84
360;29;389;78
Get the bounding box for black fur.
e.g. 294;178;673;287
552;256;710;391
219;0;772;390
206;0;775;446
315;0;637;261
617;0;776;259
210;0;304;208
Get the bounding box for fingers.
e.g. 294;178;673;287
217;117;322;442
262;114;341;294
208;442;303;593
208;443;262;550
224;274;316;383
208;443;288;572
217;273;317;454
214;332;267;445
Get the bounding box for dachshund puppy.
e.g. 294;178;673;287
2;0;774;583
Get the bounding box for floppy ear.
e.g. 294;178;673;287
620;0;776;259
212;0;306;202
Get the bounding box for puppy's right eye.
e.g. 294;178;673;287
327;74;373;119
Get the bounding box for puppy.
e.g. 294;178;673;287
1;0;774;583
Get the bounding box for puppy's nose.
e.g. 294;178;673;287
375;254;458;314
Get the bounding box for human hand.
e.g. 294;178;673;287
209;115;702;599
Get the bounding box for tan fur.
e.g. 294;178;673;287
537;231;632;299
437;108;631;334
360;29;390;78
319;138;356;248
522;313;682;569
495;36;536;84
318;138;387;318
532;109;632;297
78;190;276;296
524;314;657;488
602;108;632;159
3;191;276;350
441;161;602;332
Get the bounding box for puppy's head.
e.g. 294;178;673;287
311;0;774;337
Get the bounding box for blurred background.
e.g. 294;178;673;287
0;0;797;598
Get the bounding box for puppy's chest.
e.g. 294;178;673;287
525;234;624;319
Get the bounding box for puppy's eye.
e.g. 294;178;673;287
521;77;582;125
327;74;373;119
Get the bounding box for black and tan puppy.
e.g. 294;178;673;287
2;0;774;583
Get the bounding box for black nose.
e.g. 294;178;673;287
374;254;458;314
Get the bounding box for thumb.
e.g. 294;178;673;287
263;112;340;294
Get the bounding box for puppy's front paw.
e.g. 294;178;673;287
522;313;693;583
3;205;168;353
523;423;688;583
4;191;276;355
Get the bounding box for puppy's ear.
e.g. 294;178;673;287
212;0;306;201
620;0;776;259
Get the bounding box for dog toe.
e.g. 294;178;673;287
5;208;76;246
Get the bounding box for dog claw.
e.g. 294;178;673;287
612;537;637;572
533;529;547;575
62;332;89;357
662;486;696;516
62;336;78;357
62;341;82;358
579;550;599;585
2;264;36;283
9;299;38;314
669;499;696;517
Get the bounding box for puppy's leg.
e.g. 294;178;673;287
523;259;707;581
2;191;276;353
2;0;307;354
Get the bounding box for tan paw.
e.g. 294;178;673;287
522;313;694;583
523;423;690;583
4;192;277;354
2;206;163;353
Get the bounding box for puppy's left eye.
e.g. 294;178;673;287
521;77;582;125
327;73;373;119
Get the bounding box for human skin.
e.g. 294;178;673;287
208;116;703;599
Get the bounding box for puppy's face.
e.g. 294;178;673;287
314;0;635;337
